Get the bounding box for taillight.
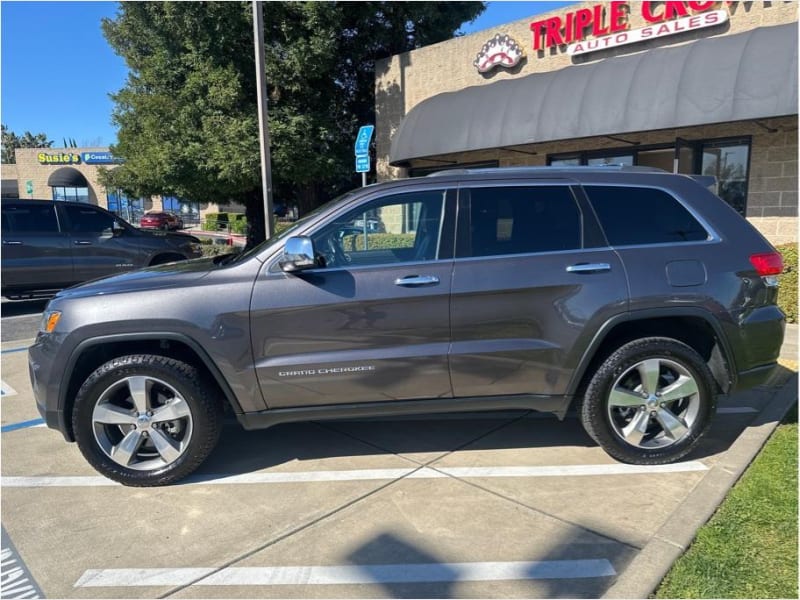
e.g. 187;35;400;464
749;252;783;276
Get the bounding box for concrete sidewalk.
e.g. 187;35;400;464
605;326;799;598
781;322;798;361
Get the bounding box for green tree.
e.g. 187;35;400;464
100;1;483;246
1;124;53;163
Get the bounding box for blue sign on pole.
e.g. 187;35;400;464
354;125;374;155
355;155;370;173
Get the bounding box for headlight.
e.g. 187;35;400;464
40;310;62;333
187;242;204;254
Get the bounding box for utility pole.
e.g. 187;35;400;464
253;0;275;239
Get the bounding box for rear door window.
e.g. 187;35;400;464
584;186;709;246
62;205;115;234
458;185;582;258
1;203;60;233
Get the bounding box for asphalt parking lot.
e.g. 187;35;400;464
1;332;797;599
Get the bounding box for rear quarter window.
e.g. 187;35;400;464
1;204;60;233
584;185;708;246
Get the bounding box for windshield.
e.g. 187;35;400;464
227;191;357;264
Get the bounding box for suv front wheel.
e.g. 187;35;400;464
580;338;715;464
72;355;222;486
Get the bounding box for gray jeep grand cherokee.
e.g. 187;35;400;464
28;167;785;486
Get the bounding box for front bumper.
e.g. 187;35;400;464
29;333;74;441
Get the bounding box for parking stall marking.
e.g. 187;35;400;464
0;345;30;353
1;380;18;397
0;407;758;436
0;419;44;433
1;527;44;599
1;461;708;488
351;406;758;421
74;559;617;588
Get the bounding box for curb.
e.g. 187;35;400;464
603;372;799;599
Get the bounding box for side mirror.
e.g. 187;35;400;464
279;236;316;272
112;220;125;237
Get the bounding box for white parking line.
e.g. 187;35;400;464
1;380;18;397
1;461;708;488
75;559;617;587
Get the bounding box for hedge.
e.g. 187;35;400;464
341;233;415;251
200;243;243;257
203;212;229;231
777;243;797;324
230;214;248;235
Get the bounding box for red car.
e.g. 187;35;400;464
139;212;183;230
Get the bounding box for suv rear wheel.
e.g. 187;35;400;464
580;338;715;464
72;355;222;486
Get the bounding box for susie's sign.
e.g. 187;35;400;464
530;1;728;56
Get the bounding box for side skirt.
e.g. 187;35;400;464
237;394;571;430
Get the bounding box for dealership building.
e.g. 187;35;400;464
2;147;236;226
376;1;798;245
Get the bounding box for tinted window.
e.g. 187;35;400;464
1;204;60;233
63;205;115;234
311;190;445;267
585;186;708;246
462;186;581;258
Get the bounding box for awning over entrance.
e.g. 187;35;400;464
47;167;88;187
389;23;797;166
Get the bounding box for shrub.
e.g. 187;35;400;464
777;243;797;324
203;212;229;231
230;215;248;235
200;243;243;257
341;233;415;251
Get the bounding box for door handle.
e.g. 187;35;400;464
394;275;440;287
566;262;611;274
2;240;23;245
73;240;93;245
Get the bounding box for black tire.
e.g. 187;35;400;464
72;355;222;486
579;337;715;464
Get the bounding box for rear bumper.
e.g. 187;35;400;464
732;362;778;393
726;305;785;391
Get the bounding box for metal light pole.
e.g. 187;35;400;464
253;0;275;239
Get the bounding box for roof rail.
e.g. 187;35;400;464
425;165;667;177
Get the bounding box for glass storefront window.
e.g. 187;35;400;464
548;137;751;215
550;157;581;167
52;186;89;202
587;155;634;167
106;190;145;224
162;196;200;226
702;141;750;215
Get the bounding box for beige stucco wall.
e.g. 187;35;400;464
376;1;799;180
6;148;247;225
11;147;118;207
374;1;798;244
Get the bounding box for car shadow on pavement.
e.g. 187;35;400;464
191;404;760;479
195;413;594;476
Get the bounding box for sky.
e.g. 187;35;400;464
0;1;571;149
